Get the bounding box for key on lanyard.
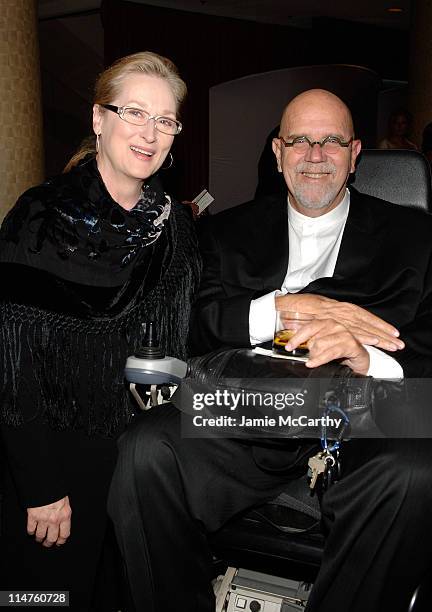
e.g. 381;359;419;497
308;449;336;491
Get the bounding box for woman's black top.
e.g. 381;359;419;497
0;157;201;506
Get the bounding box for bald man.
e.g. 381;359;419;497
109;90;432;612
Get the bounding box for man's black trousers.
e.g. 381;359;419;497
108;404;432;612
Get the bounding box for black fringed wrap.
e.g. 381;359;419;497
0;158;201;436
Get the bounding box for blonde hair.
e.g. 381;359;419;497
64;51;187;172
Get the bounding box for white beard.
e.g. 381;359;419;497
292;181;341;210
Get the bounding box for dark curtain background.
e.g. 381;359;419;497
101;0;409;200
101;0;310;199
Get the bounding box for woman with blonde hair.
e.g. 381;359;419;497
0;51;200;610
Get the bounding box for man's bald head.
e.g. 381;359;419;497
280;89;354;138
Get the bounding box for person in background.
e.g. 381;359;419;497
378;107;418;150
0;51;200;610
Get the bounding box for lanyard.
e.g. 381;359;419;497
320;394;350;453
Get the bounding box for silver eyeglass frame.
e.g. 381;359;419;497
101;104;182;135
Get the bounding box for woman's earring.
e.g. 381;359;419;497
96;133;100;153
161;152;173;170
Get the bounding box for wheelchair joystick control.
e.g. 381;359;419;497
125;322;188;386
249;601;261;612
125;322;188;410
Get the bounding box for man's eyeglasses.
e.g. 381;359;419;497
279;135;353;154
101;104;182;136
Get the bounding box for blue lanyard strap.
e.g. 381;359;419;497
320;398;350;453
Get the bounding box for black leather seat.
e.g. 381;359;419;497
209;148;432;606
351;149;432;212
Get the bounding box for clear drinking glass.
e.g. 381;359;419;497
272;310;314;356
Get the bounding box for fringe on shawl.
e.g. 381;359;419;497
0;206;201;436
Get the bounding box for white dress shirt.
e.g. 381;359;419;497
249;190;403;378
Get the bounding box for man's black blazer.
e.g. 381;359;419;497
190;188;432;377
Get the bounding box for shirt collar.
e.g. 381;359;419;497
288;188;350;231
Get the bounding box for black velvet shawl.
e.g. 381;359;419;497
0;158;201;435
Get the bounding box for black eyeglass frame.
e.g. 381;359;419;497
101;104;182;135
279;135;353;150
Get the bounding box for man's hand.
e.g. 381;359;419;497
286;318;370;374
275;293;404;352
27;496;72;548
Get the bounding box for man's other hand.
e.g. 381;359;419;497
27;496;72;547
275;293;404;352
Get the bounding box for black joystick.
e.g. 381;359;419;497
249;601;261;612
124;321;188;386
134;322;165;359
